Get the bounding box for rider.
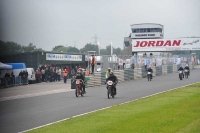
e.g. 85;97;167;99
78;66;83;74
75;71;86;93
105;68;112;79
106;72;118;95
147;66;153;79
184;64;190;76
178;65;184;78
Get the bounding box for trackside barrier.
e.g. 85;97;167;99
162;65;167;75
156;66;162;76
77;64;196;88
152;66;156;77
2;76;28;88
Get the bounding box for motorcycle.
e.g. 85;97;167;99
184;69;189;78
179;71;183;80
147;72;152;81
106;80;116;99
75;79;84;97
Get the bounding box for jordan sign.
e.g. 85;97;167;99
132;38;200;52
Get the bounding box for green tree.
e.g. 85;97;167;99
100;49;109;55
0;40;23;55
113;47;121;55
80;43;98;53
22;43;36;52
52;45;67;52
66;46;80;53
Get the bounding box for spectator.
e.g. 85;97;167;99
90;55;96;74
55;67;58;81
63;69;68;83
49;68;53;82
35;70;42;83
25;70;28;84
19;70;23;84
45;68;49;82
41;68;45;82
4;72;11;87
52;69;56;82
123;63;125;70
11;72;15;85
58;67;61;81
22;70;26;84
132;63;135;69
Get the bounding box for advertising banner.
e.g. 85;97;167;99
132;38;200;52
46;53;82;61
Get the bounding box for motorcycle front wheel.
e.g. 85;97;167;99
179;74;182;80
147;75;150;81
107;87;111;99
75;86;79;97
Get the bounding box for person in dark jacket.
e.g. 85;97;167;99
45;68;49;82
184;64;190;76
147;66;153;79
178;66;184;78
75;71;86;93
106;72;118;94
11;72;15;85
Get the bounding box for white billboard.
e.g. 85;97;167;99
46;53;82;61
132;38;200;52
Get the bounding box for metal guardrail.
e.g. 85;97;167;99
1;76;28;88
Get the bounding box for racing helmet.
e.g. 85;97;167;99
186;64;188;67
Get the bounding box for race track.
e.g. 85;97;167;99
0;69;199;133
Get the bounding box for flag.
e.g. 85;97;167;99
110;41;113;55
97;42;100;55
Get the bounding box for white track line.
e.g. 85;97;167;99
19;81;200;133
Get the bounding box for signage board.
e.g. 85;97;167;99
132;38;200;52
46;53;82;61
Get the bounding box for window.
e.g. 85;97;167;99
132;29;137;33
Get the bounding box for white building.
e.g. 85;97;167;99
123;23;164;55
130;23;164;39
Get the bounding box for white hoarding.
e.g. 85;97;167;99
46;53;82;61
132;38;200;52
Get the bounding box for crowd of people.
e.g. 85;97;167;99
2;70;28;87
37;65;81;83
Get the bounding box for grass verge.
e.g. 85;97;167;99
27;82;200;133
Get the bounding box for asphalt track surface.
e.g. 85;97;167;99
0;69;200;133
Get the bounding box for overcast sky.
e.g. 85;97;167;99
0;0;199;51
